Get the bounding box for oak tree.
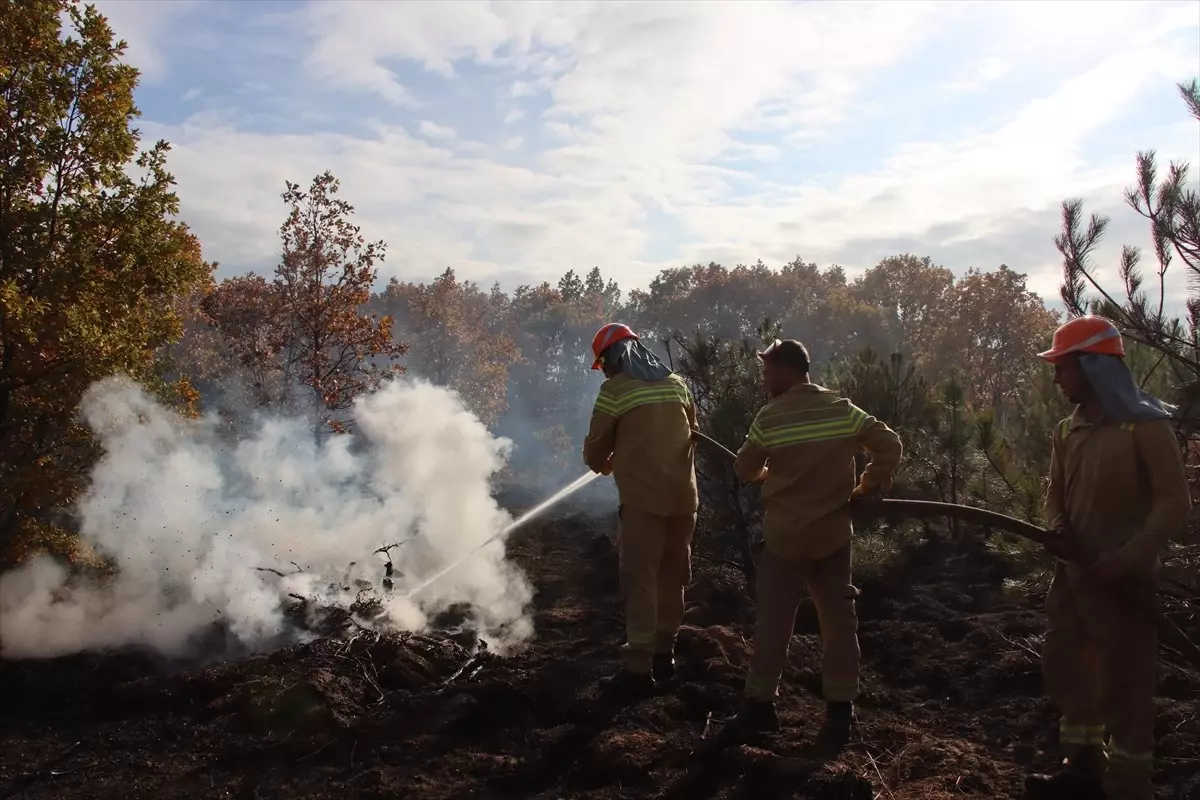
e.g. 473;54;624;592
271;171;407;440
0;0;212;563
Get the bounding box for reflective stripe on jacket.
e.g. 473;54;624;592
734;383;903;561
583;372;698;517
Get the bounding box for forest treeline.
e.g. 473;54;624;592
2;1;1196;573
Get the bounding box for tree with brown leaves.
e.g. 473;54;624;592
375;268;518;427
272;171;407;441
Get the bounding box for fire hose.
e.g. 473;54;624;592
690;429;1200;672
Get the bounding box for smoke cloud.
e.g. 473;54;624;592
0;376;534;660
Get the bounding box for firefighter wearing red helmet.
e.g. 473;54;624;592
583;322;698;694
1027;315;1190;800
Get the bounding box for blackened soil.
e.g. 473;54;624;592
1;509;1197;799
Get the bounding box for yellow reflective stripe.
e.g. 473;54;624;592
594;382;689;417
1059;722;1106;745
611;387;688;414
754;401;852;427
744;675;778;698
748;418;767;448
821;679;859;701
1108;744;1152;763
1119;422;1135;431
678;378;693;405
593;393;620;415
625;629;656;646
757;406;867;447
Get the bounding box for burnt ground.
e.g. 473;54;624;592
1;506;1198;800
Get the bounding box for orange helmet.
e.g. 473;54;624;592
1037;315;1125;362
591;323;638;370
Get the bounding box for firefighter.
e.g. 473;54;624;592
582;322;699;694
1027;315;1191;800
730;338;903;745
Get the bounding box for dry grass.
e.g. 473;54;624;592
983;533;1054;604
844;718;1025;800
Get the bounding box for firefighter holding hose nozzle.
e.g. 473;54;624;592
727;338;903;746
582;323;699;695
1026;315;1191;800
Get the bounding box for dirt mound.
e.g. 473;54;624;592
1;507;1197;799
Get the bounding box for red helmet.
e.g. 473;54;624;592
1037;315;1125;363
590;323;638;370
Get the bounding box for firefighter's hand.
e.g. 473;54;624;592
589;456;613;476
850;480;883;503
1042;534;1073;560
1042;522;1075;560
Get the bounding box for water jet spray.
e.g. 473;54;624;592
405;471;601;599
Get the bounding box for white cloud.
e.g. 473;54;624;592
664;14;1199;299
101;0;1198;313
91;0;198;82
297;0;587;105
418;120;457;141
943;57;1012;94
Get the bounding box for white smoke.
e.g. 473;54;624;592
0;376;535;659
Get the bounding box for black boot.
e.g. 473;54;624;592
817;700;854;749
1024;745;1106;799
652;653;676;683
598;668;655;697
730;699;781;735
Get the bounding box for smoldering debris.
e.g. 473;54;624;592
0;376;536;661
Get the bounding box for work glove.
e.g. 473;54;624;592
1042;522;1075;561
850;476;888;503
854;470;892;494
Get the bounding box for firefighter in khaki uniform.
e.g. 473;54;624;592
1027;316;1191;800
582;323;699;694
730;339;903;744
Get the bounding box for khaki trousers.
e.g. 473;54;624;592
616;507;696;673
1042;562;1158;800
744;545;860;703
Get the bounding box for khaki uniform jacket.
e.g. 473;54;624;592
734;383;903;561
582;372;699;517
1045;411;1191;575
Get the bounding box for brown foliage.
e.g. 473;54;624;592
186;172;408;437
274;172;407;433
374;268;517;427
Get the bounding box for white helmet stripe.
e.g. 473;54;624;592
1062;323;1120;354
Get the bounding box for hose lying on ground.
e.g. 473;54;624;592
690;429;1200;673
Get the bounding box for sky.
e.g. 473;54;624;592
92;0;1200;312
